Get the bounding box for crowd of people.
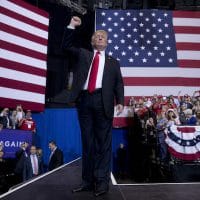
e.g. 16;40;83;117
0;104;64;193
128;90;200;127
0;105;36;132
115;90;200;182
1;91;200;189
0;140;63;194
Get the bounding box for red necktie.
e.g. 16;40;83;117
88;51;100;93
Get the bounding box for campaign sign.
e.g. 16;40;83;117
0;129;33;158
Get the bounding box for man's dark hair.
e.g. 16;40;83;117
49;140;56;146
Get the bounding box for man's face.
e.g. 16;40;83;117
26;111;32;119
21;142;29;149
49;143;55;151
91;30;108;51
30;146;37;155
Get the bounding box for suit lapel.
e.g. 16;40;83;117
102;55;111;87
80;51;93;83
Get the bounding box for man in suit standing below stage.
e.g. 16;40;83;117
15;142;31;182
29;145;44;177
48;141;63;171
61;16;124;196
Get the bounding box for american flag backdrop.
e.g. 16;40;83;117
95;9;200;127
0;0;49;112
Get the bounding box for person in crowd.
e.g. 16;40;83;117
116;143;127;179
152;95;164;115
179;103;187;124
29;145;44;177
145;117;157;146
166;109;180;127
0;121;3;131
36;148;45;172
195;110;200;125
36;148;43;159
192;100;200;114
128;96;136;107
0;108;12;129
15;142;31;182
10;110;18;129
48;141;63;171
156;111;168;165
166;96;177;110
16;104;25;123
58;15;124;196
0;150;9;194
18;110;36;133
180;94;193;109
183;109;197;125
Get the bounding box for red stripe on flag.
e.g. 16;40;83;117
123;77;200;86
173;11;200;18
178;60;200;68
0;97;44;112
0;40;47;61
0;6;48;31
0;77;45;94
0;23;48;45
0;58;46;77
174;26;200;34
9;0;49;18
168;146;200;161
176;43;200;51
177;126;196;133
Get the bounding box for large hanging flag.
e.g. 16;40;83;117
0;0;49;111
96;9;200;127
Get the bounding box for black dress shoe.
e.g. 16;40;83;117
72;185;93;193
94;189;108;197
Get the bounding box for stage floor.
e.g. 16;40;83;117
1;158;200;200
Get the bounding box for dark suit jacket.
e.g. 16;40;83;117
15;149;28;175
29;155;44;176
15;149;32;181
54;28;124;119
48;148;63;171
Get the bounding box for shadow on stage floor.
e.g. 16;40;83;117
1;158;200;200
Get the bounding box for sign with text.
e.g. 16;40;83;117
0;129;33;158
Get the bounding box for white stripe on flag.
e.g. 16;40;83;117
177;50;200;60
0;14;48;39
173;18;200;27
0;49;46;70
1;0;49;25
0;87;45;104
124;86;200;96
0;31;47;54
0;67;46;86
175;34;200;43
121;67;200;78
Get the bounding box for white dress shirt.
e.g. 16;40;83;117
30;154;39;175
83;50;105;90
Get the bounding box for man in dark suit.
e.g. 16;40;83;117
15;142;31;182
48;141;63;171
29;145;44;177
58;16;124;196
